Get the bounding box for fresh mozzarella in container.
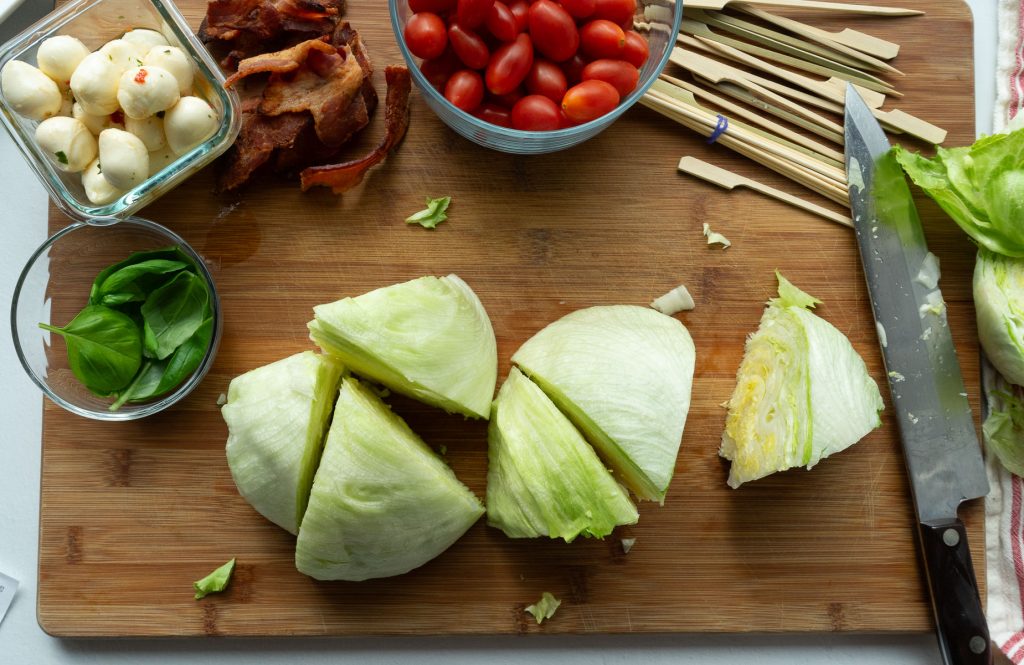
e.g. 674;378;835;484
98;128;149;189
100;39;143;72
148;147;177;176
117;66;179;119
35;116;96;172
1;60;62;120
164;95;217;155
36;36;90;86
121;29;168;55
143;46;193;95
81;157;124;205
72;101;122;135
70;51;122;115
126;114;165;151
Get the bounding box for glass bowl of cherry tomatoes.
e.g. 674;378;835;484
389;0;682;154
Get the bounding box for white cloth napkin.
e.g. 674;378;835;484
987;1;1024;660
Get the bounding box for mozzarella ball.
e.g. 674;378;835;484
148;147;177;176
99;39;143;72
70;51;122;115
35;116;97;172
36;36;89;86
81;157;123;205
126;114;165;151
121;29;168;55
73;101;123;135
164;96;217;155
143;46;192;95
1;60;62;120
98;128;148;189
116;66;178;119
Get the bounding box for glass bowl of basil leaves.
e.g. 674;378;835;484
12;217;221;420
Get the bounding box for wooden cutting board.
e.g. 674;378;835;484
37;0;979;637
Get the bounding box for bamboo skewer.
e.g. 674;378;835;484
680;17;901;95
678;156;853;227
736;4;901;60
693;9;902;76
681;0;922;16
658;74;846;164
707;80;845;143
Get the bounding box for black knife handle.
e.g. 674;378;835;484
919;519;992;665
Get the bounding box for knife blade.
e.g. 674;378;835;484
844;84;991;665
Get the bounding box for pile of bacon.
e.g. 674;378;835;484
199;0;410;193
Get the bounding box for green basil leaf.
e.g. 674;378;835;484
142;271;210;360
97;259;189;307
89;246;193;305
39;305;142;394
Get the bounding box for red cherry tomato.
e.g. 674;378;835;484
457;0;495;28
445;69;485;112
561;79;619;123
579;19;625;59
485;33;534;94
622;30;649;68
508;0;529;32
409;0;456;13
490;86;524;107
558;0;595;19
560;52;587;84
581;58;638;96
511;94;562;130
592;0;636;26
405;12;449;60
525;59;567;102
527;0;578;62
474;101;513;127
419;48;461;90
486;1;519;41
448;23;490;69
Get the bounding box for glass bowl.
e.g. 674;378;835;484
0;0;241;221
11;217;222;420
389;0;681;154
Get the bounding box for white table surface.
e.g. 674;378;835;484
0;1;999;661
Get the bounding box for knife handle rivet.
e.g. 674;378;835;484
969;636;987;654
942;528;960;547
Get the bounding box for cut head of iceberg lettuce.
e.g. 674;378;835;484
974;249;1024;386
511;305;696;503
222;351;344;535
720;273;884;488
308;275;498;419
295;376;485;581
486;368;638;542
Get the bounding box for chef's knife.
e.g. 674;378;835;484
844;84;991;665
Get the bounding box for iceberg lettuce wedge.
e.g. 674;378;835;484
295;377;484;581
974;249;1024;386
721;273;884;488
222;351;344;534
487;368;638;542
308;275;497;419
511;305;696;503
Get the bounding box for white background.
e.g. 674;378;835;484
0;0;999;661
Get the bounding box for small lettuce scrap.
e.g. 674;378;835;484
309;275;498;419
983;391;1024;477
222;351;344;534
974;249;1024;386
295;377;484;581
525;592;561;624
486;368;638;542
894;129;1024;257
721;273;884;488
194;558;236;600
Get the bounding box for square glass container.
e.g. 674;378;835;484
0;0;240;220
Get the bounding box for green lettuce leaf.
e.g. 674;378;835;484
222;352;344;535
309;275;497;419
486;368;638;542
193;558;235;600
894;129;1024;257
405;196;451;229
511;305;696;503
295;377;484;581
720;272;884;488
525;592;561;624
983;391;1024;477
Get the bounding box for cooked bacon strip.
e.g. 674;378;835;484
220;111;310;190
300;65;411;194
200;0;345;66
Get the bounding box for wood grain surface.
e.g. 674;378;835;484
36;0;980;637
